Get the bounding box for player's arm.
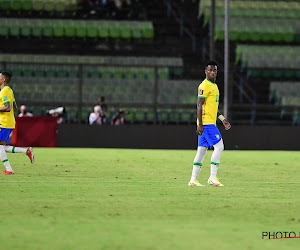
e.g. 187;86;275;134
217;110;231;130
196;97;205;135
0;102;11;112
13;101;18;112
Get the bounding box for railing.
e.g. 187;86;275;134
214;46;257;101
2;60;299;126
164;0;197;52
1;61;197;125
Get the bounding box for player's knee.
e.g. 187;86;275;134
197;146;207;153
219;141;224;152
214;140;224;152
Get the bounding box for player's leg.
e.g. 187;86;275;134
0;141;14;175
3;146;34;163
4;145;26;153
188;147;207;186
203;125;224;186
188;134;209;186
0;128;15;174
208;139;224;186
210;139;224;178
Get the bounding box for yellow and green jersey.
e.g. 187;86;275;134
0;86;16;129
197;78;219;125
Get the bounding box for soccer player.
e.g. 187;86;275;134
188;61;231;187
0;72;34;175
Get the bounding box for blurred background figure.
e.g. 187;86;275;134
98;96;108;124
47;107;66;124
18;105;33;117
111;109;128;125
89;105;103;125
77;0;100;17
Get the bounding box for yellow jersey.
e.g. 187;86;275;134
197;78;219;125
0;86;16;129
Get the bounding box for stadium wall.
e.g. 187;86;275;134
57;125;300;150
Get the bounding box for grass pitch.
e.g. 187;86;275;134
0;148;299;250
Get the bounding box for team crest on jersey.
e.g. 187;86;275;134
3;96;8;101
198;89;204;95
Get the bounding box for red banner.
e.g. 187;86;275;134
11;117;57;147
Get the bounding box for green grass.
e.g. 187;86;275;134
0;148;299;250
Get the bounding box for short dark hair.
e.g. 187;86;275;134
205;61;218;69
1;71;12;83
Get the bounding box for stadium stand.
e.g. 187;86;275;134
9;76;198;124
0;0;148;20
0;0;77;15
235;45;300;78
0;18;154;40
0;53;183;66
0;53;183;80
268;81;300;125
0;0;299;125
201;0;300;43
269;82;300;106
199;0;300;125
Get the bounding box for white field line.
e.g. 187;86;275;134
0;180;299;184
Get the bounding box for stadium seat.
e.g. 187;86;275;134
10;0;22;11
120;22;131;40
142;22;154;40
75;20;87;39
0;0;78;13
98;21;109;40
44;1;56;12
108;21;121;39
235;45;300;79
31;19;43;38
131;22;143;40
121;68;134;80
0;18;155;41
158;68;169;80
1;53;184;84
43;19;54;38
202;0;300;43
20;19;32;37
144;68;155;80
0;19;9;37
0;0;10;10
86;21;98;39
64;20;76;38
201;0;300;12
53;20;65;38
21;0;33;11
9;19;20;37
56;0;68;12
32;0;44;12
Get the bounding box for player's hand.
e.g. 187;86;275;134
196;125;204;135
223;120;231;130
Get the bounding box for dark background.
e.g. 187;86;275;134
57;124;300;150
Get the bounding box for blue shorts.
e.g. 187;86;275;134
198;124;222;148
0;128;13;143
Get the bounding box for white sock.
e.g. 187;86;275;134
4;146;27;154
0;145;13;172
210;164;219;179
190;146;207;182
210;139;224;179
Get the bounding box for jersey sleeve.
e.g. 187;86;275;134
198;82;209;99
0;87;10;105
12;90;15;103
